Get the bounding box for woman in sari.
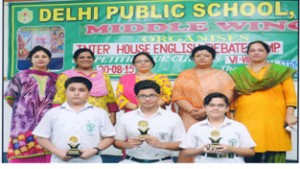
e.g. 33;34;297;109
52;48;119;125
229;40;297;163
116;52;172;112
172;45;235;163
5;46;58;163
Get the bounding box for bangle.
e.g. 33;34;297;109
94;147;102;155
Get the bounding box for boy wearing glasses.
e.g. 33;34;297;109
179;92;256;163
114;80;185;163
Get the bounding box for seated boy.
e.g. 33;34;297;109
179;92;256;163
33;76;116;163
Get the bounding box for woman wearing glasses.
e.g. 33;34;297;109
116;52;172;113
172;45;235;162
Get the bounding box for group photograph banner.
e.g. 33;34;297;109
8;0;298;79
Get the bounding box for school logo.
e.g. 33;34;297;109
18;8;33;24
159;132;169;141
86;121;96;135
228;138;238;146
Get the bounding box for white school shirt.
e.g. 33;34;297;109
179;117;256;163
115;107;186;160
33;102;116;163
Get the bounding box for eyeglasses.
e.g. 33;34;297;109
135;60;151;64
207;104;227;108
137;94;159;99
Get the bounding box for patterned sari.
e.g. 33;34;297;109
53;69;119;113
116;74;172;112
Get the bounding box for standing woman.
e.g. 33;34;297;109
172;45;235;131
172;45;235;162
229;40;297;163
4;46;58;163
53;48;119;125
116;52;172;112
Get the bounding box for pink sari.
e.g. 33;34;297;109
119;74;138;112
63;69;108;97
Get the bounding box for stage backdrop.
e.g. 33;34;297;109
8;0;298;79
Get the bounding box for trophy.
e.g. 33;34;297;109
208;130;222;150
138;120;150;138
66;136;82;157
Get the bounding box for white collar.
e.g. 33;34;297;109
136;106;163;117
60;102;93;112
200;116;232;127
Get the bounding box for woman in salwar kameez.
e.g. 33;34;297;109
4;46;58;163
229;40;297;163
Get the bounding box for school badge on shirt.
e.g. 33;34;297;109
86;121;96;135
228;138;237;146
159;132;169;141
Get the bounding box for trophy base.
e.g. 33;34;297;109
138;134;149;139
66;150;82;158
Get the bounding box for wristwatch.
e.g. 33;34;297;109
94;147;102;155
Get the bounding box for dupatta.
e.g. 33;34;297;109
63;69;108;97
229;64;296;95
119;74;139;105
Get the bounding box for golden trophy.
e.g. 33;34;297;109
208;130;222;150
138;120;150;138
66;136;82;157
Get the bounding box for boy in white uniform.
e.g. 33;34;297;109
179;92;256;163
33;77;116;163
114;80;186;163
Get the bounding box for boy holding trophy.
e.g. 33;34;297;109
33;77;115;163
114;80;186;163
179;92;256;163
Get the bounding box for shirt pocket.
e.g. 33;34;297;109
85;120;97;136
158;131;171;142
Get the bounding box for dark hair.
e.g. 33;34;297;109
190;45;216;60
203;92;229;106
64;76;92;91
27;45;52;60
132;52;155;68
246;40;270;54
73;48;95;67
134;80;160;95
